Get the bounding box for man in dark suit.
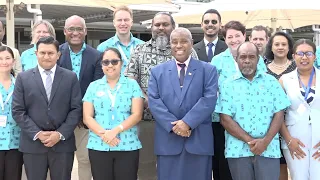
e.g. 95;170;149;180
193;9;227;62
148;27;218;180
12;36;82;180
57;15;103;180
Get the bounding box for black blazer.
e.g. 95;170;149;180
193;39;228;62
57;42;104;98
12;66;82;153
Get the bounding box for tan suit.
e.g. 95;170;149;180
1;43;22;75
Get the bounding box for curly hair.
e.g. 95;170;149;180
264;31;294;60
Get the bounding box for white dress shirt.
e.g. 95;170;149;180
38;64;57;87
204;37;219;56
175;56;191;77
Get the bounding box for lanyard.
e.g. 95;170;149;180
0;91;13;111
117;43;133;64
298;68;315;101
106;84;121;110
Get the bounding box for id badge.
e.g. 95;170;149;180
0;115;7;127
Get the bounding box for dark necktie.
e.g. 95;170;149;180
207;42;214;62
178;63;186;87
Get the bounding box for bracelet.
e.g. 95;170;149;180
118;124;124;132
287;139;292;146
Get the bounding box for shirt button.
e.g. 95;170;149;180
48;108;50;111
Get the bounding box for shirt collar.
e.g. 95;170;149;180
38;64;57;75
203;37;219;47
175;56;191;68
68;42;86;54
233;67;266;81
114;33;134;46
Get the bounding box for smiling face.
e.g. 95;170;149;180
170;30;193;63
102;50;123;80
0;50;15;74
113;10;133;35
225;29;246;53
64;16;87;47
293;43;316;72
201;13;221;39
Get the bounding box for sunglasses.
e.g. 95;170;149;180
101;59;121;66
203;19;218;25
295;51;315;58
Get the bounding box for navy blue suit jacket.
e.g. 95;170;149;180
57;42;104;98
148;58;218;156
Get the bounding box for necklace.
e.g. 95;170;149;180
270;59;289;70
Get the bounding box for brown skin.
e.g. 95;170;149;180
151;14;175;40
64;16;87;53
201;13;221;42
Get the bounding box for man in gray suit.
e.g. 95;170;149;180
193;9;227;62
12;36;82;180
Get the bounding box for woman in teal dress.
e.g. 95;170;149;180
20;20;56;71
0;46;22;180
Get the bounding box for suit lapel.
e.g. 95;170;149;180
180;58;197;105
214;40;226;56
61;44;73;70
198;40;208;61
49;66;64;104
79;48;88;82
168;60;181;101
32;67;48;103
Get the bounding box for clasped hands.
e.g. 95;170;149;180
99;128;121;147
247;138;269;155
37;131;61;148
171;120;191;137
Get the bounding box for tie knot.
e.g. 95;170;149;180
207;42;214;48
178;63;186;69
44;70;52;75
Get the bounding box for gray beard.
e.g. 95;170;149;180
155;36;168;50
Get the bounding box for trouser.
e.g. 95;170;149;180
0;149;23;180
89;149;139;180
75;127;92;180
227;156;280;180
212;122;233;180
23;150;74;180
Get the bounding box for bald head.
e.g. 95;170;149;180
236;42;260;80
170;27;193;42
170;27;193;63
65;15;86;29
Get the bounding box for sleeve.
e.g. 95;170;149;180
131;79;144;98
56;74;82;139
182;66;218;129
214;82;236;117
93;52;104;80
12;74;42;140
124;45;140;79
82;82;94;103
315;47;320;69
148;69;178;133
97;42;106;53
272;79;291;113
190;48;199;59
211;55;221;74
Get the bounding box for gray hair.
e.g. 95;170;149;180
170;27;193;42
64;15;87;29
31;20;56;43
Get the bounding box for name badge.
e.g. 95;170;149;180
0;115;7;127
297;104;306;115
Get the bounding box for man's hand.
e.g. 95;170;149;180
248;138;269;155
43;131;61;148
171;120;191;137
37;131;51;143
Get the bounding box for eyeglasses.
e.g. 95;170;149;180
65;27;84;33
203;19;218;25
101;59;121;66
295;51;315;58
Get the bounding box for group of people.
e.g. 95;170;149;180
0;5;319;180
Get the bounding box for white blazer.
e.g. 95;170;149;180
281;67;320;149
